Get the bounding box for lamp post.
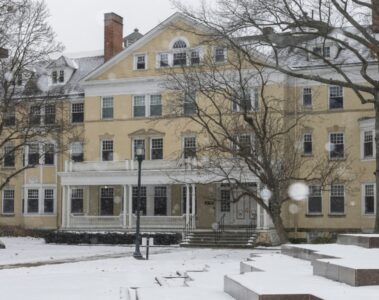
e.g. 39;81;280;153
133;143;144;259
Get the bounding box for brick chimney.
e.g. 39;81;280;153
104;12;123;62
372;0;379;33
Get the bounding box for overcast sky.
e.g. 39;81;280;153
46;0;202;55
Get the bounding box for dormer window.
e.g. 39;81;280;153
59;70;64;83
52;71;57;84
312;46;330;58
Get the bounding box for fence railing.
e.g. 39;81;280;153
69;214;123;228
132;215;186;229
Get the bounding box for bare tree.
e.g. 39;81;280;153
164;43;347;243
0;0;78;191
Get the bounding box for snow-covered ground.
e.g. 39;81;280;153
0;237;258;300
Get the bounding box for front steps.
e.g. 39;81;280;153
181;230;257;248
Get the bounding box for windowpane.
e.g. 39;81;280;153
303;133;313;155
28;144;40;165
173;52;187;66
136;55;146;70
44;189;54;213
71;142;83;162
303;88;312;107
151;138;163;160
159;53;169;67
52;71;57;84
132;186;146;215
71;188;84;214
59;70;64;83
154;186;167;215
364;184;375;214
102;140;113;161
220;186;231;212
133;139;145;160
191;50;200;65
27;189;39;213
215;47;225;62
3;189;15;214
183;92;196;115
184;137;196;159
150;95;162;116
133;96;146;117
364;131;374;158
72;103;84;123
44;105;56;124
330;184;344;214
102;97;113;119
308;185;322;214
173;40;187;49
329;86;343;109
44;144;55;165
329;133;344;159
4;144;15;167
30;105;41;125
4;107;15;126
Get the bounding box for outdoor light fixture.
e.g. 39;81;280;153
133;143;145;260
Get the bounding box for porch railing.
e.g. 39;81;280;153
132;214;186;229
69;214;123;228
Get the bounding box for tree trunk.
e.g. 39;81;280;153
374;92;379;233
269;205;289;244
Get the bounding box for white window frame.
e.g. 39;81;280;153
24;142;56;166
214;46;227;63
134;53;147;70
328;85;344;110
362;183;376;216
132;94;162;118
231;88;258;112
329;132;345;160
24;186;56;215
329;184;345;215
71;101;84;123
303;132;313;155
150;137;163;160
132;138;146;160
70;142;84;162
307;185;322;215
183;136;196;159
360;129;375;160
101;140;114;162
302;87;312;107
2;188;15;215
101;96;114;120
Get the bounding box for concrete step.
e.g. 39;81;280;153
181;243;253;249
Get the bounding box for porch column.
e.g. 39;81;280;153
263;199;269;229
62;186;66;228
128;185;133;228
191;184;196;228
256;182;261;229
67;186;71;227
185;184;190;225
123;185;127;228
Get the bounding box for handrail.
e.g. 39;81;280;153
246;215;257;238
183;216;193;240
215;213;226;242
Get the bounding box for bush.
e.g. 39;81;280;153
44;231;182;245
0;226;53;238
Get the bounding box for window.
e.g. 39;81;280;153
182;185;196;214
30;105;41;125
70;142;83;162
308;185;322;214
303;88;312;107
183;92;196;115
363;131;374;159
173;40;187;49
183;136;196;159
4;144;15;167
100;187;114;216
27;189;39;213
59;70;64;83
363;184;375;215
232;134;253;157
133;96;146;117
28;144;40;165
329;86;343;109
151;138;163;160
44;104;55;125
215;47;226;62
4;107;15;126
71;103;84;123
101;96;113;119
71;188;84;214
52;71;57;84
101;140;113;161
16;74;23;86
133;139;145;160
303;133;313;155
232;89;258;112
330;184;345;214
132;186;146;215
173;52;187;66
135;54;146;70
154;186;167;215
44;189;54;213
312;47;322;56
150;95;162;116
191;50;200;65
312;46;330;58
323;47;331;58
220;184;231;212
329;133;344;159
43;144;55;165
3;189;14;214
159;53;169;67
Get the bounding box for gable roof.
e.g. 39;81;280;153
81;12;210;83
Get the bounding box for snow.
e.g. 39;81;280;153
229;253;379;299
288;243;379;269
0;237;253;300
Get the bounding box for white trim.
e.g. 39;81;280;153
2;188;15;215
101;139;114;162
328;85;344;110
133;53;148;70
328;132;345;160
329;184;345;215
101;96;114;120
150;137;164;160
24;186;57;216
359;118;375;161
169;36;190;49
362;183;376;216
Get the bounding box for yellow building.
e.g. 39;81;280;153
0;12;376;243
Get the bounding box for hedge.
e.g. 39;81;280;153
44;231;182;245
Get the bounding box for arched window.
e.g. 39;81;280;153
172;39;187;49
